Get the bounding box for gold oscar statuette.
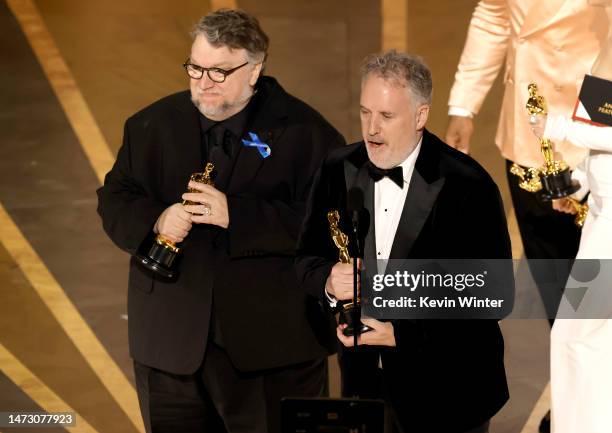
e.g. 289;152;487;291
328;210;351;264
135;163;215;279
510;83;588;227
327;210;372;336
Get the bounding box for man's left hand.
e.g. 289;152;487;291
182;181;229;229
336;317;396;347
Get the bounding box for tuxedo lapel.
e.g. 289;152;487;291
389;130;445;259
520;0;566;38
228;126;284;194
227;78;288;195
388;170;444;259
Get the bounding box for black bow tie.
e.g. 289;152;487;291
367;162;404;188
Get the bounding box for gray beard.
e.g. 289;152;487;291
192;87;254;120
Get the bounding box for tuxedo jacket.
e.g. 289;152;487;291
448;0;610;167
97;76;344;374
296;130;512;432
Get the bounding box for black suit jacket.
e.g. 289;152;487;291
97;76;344;374
296;130;512;433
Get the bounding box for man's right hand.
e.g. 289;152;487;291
154;203;192;243
445;115;474;154
325;261;359;301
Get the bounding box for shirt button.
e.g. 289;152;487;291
385;209;388;212
377;252;381;256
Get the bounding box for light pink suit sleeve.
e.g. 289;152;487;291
448;0;511;114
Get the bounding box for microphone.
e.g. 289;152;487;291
347;187;364;229
347;187;365;258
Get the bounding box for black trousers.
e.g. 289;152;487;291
340;347;490;433
134;343;327;433
506;160;581;323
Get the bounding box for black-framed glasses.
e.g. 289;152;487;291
182;59;249;83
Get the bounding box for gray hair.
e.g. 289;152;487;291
361;50;433;105
191;9;269;63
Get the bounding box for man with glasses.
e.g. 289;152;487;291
97;9;344;433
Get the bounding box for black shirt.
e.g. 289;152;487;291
198;93;256;161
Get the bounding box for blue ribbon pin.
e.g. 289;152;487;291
242;132;271;159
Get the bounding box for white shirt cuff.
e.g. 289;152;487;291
324;286;338;308
448;106;474;118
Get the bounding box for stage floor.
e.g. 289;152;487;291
0;1;549;432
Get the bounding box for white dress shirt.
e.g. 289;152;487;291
373;139;421;367
374;139;422;262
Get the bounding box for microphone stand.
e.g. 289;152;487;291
351;212;360;348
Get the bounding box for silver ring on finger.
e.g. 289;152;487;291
202;202;212;216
